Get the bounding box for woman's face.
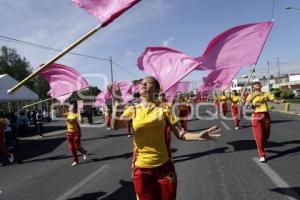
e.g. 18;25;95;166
139;77;158;97
232;91;237;96
69;104;75;112
253;83;262;91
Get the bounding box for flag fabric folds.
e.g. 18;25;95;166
199;67;241;94
137;47;201;92
196;21;274;70
71;0;141;27
39;63;89;104
95;81;134;106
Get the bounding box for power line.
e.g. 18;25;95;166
0;35;140;78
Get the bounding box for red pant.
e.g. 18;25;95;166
214;102;219;113
127;121;132;136
220;103;227;116
133;161;177;200
231;105;240;128
251;112;270;157
105;114;111;128
67;132;87;163
0;132;11;159
179;110;189;130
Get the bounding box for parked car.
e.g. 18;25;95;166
293;89;300;97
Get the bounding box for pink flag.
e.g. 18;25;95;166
196;21;274;70
176;81;190;93
115;81;133;103
39;63;89;104
137;47;201;92
71;0;141;27
199;67;241;94
164;81;190;103
95;81;134;106
95;89;112;106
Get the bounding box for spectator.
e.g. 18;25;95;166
17;111;28;136
36;110;43;136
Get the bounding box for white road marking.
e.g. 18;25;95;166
252;158;299;200
55;164;109;200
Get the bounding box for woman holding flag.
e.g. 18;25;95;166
66;101;88;167
246;81;284;162
110;76;221;200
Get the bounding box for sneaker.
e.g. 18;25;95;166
83;154;88;161
128;135;131;138
8;154;14;163
71;162;78;167
106;127;111;131
235;127;239;130
259;157;266;163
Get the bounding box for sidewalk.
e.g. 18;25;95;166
269;102;300;116
17;117;104;141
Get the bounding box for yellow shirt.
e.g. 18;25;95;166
66;113;80;132
246;92;275;113
230;95;241;105
123;103;178;168
219;95;227;103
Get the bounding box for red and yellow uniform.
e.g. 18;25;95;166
104;106;112;129
219;95;228;116
213;96;219;113
124;105;133;137
0;118;11;159
246;92;275;158
123;103;178;200
66;112;87;163
177;100;190;131
230;95;241;128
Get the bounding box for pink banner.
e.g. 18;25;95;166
196;21;274;70
137;47;200;92
71;0;141;27
39;63;89;104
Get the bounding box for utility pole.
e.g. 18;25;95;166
109;56;114;82
276;57;280;77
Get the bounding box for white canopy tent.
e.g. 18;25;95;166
0;74;39;112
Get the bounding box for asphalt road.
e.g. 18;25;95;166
1;106;300;200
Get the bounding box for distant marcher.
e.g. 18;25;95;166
66;101;88;167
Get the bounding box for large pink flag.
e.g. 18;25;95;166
199;67;241;94
196;21;274;70
71;0;141;27
95;89;112;106
176;81;190;93
137;47;201;92
39;63;89;104
95;81;134;106
164;81;190;102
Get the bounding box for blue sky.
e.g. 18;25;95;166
1;0;300;90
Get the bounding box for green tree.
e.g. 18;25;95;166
0;46;49;98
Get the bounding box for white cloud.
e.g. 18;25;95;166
162;37;175;47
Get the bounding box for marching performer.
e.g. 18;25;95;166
229;90;242;130
110;76;221;200
245;81;284;162
66;102;88;167
219;91;228;117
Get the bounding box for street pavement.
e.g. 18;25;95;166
0;106;300;200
